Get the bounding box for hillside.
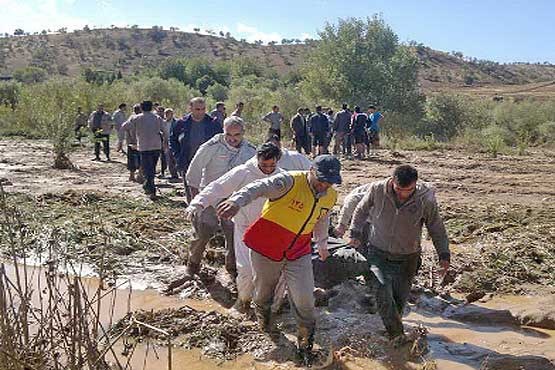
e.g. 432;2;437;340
1;28;555;94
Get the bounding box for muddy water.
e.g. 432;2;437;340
405;310;555;370
4;262;555;369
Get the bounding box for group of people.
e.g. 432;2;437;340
289;103;384;159
75;97;448;364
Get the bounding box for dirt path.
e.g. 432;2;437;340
2;139;554;208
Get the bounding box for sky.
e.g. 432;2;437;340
1;0;554;63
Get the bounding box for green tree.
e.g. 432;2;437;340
13;66;48;84
0;81;21;109
206;82;228;101
424;93;468;140
158;57;188;83
17;79;79;168
196;75;215;95
300;16;423;115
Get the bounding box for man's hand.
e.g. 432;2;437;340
189;187;199;199
184;205;202;222
348;238;361;248
333;224;347;238
217;200;240;220
439;259;450;278
318;245;330;261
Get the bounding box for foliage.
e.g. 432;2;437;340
206;82;229;101
13;66;48;83
300;16;423;115
16;79;79;168
423;93;468;140
480;125;509;158
0;81;21;109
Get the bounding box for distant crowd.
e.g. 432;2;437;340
75;98;385;199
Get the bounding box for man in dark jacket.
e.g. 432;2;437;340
333;103;352;156
169;97;223;202
308;106;330;155
290;107;310;154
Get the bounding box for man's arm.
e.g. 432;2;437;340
262;112;272;123
336;190;367;236
87;112;94;130
185;142;214;190
120;116;133;132
217;173;294;219
424;197;450;262
189;166;245;210
313;213;331;260
169;120;181;158
348;187;375;246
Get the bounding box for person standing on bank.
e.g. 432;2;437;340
348;165;450;342
262;105;284;139
216;155;341;363
88;104;113;161
112;103;128;153
169;97;222;203
122;100;167;200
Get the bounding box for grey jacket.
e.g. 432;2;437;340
262;111;284;130
112;109;127;130
349;178;450;260
338;183;372;227
185;133;256;190
121;111;166;152
88;111;112;135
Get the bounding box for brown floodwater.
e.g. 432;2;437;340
4;261;555;370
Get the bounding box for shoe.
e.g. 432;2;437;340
149;193;157;201
229;298;251;317
92;157;101;161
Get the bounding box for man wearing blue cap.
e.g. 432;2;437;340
217;155;341;364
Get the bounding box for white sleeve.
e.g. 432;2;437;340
185;144;214;189
190;167;246;209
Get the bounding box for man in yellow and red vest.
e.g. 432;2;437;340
217;155;341;363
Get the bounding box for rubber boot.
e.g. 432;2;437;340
296;326;315;366
254;305;273;333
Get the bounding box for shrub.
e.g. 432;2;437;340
480;125;509;158
13;66;48;83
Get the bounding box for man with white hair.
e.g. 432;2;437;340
170;116;256;286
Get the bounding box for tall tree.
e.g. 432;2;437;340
301;16;423;115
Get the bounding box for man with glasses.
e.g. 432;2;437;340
348;165;450;343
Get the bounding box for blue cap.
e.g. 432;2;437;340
313;155;342;184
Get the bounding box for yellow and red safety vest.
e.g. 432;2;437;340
243;171;337;261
